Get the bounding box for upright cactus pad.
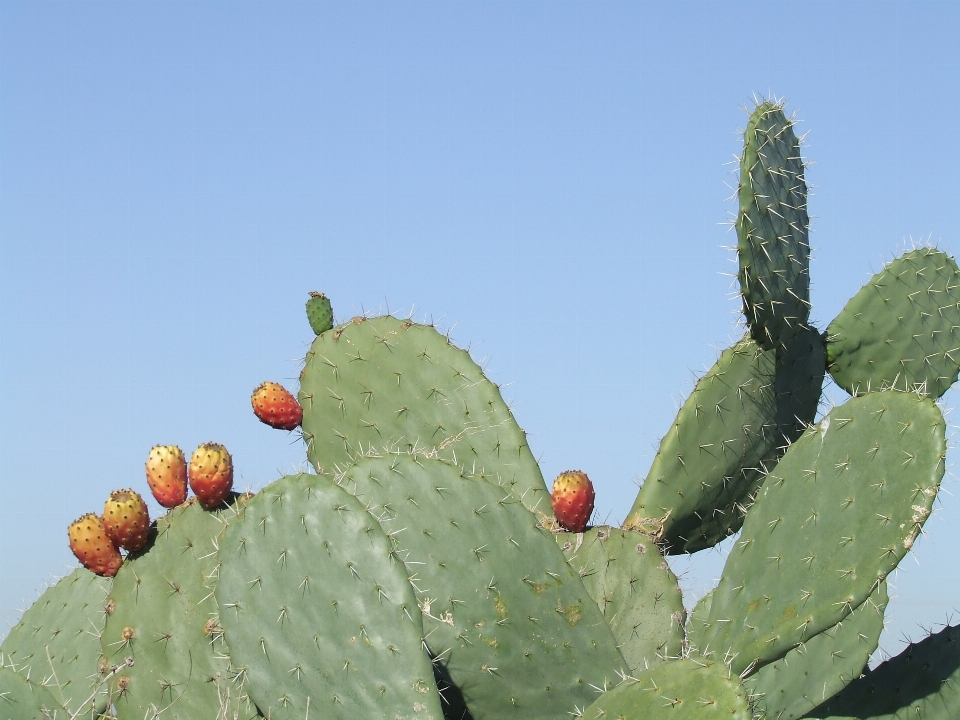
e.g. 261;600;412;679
556;527;685;672
807;623;960;719
216;473;442;720
625;328;823;554
581;658;752;720
298;315;550;515
338;455;626;720
826;247;960;399
698;391;943;676
0;569;111;717
737;100;811;350
102;498;259;720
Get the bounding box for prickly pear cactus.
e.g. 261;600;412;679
7;98;959;720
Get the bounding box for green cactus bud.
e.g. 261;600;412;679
305;291;334;335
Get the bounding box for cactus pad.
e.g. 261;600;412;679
744;581;888;720
102;498;259;720
737;100;811;349
0;569;112;717
338;454;626;720
699;391;944;676
826;247;960;399
298;315;550;515
807;623;960;720
581;658;752;719
0;666;65;720
625;328;824;554
556;527;685;672
216;473;442;720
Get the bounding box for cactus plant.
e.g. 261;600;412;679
3;98;959;720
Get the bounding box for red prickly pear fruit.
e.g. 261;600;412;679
251;381;303;430
145;445;188;508
550;470;595;533
68;514;123;577
102;489;151;553
188;443;234;509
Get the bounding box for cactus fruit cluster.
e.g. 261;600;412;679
3;99;959;719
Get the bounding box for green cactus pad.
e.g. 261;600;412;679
744;581;888;720
555;527;685;672
737;100;811;350
102;498;259;720
0;569;112;717
337;455;626;720
625;328;824;554
298;315;550;516
216;473;442;720
581;658;752;720
306;291;334;335
826;247;960;399
698;391;944;676
0;666;65;720
806;623;960;720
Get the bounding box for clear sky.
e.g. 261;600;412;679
2;1;958;665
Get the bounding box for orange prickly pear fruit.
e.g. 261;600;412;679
188;442;233;509
251;381;303;430
68;514;123;577
145;445;188;508
102;489;151;553
550;470;595;533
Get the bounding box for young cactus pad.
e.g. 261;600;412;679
737;100;811;350
826;247;960;399
298;315;550;516
336;454;627;720
102;497;259;720
215;473;442;720
555;527;685;672
698;391;944;676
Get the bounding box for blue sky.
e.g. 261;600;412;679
2;1;959;663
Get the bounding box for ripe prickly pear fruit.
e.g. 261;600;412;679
145;444;188;508
188;442;234;509
551;470;595;532
68;514;123;577
306;291;334;335
251;381;303;430
102;489;151;553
